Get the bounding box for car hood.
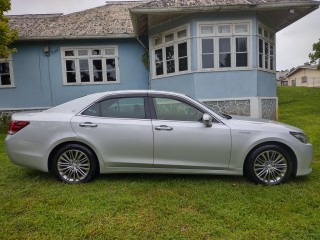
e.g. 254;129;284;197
224;115;304;133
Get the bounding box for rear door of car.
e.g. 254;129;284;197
149;94;232;170
71;93;154;168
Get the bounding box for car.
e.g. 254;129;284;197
5;90;313;185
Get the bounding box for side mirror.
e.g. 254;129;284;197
202;113;212;127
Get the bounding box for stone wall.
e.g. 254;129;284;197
261;99;277;120
204;99;251;116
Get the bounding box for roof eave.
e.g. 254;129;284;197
15;34;136;41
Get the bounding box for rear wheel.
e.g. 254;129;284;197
246;145;292;185
51;144;99;184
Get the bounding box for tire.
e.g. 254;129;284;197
245;145;293;185
51;144;99;184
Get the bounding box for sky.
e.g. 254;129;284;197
6;0;320;71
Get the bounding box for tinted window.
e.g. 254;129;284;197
82;97;145;119
154;98;203;122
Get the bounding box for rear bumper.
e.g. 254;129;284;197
5;135;49;172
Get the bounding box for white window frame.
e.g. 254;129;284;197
258;23;275;72
151;24;191;79
61;46;120;85
0;56;15;88
197;20;252;71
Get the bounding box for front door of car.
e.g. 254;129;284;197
151;96;231;169
71;95;153;168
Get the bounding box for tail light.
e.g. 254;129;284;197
8;121;30;135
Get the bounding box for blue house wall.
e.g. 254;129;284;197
0;38;148;109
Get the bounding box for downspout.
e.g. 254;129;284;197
136;36;151;90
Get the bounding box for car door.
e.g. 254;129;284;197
150;95;232;169
71;94;153;168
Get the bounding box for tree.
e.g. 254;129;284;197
309;39;320;70
0;0;17;59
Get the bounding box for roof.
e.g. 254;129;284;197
286;65;318;78
8;1;142;40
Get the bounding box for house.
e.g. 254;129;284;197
285;64;320;87
276;70;289;86
1;0;319;120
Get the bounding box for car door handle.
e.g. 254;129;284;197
155;125;173;131
79;122;98;128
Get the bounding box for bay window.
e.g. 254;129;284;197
61;46;119;85
152;26;190;78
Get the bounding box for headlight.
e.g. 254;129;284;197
290;132;309;144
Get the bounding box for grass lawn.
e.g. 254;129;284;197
1;87;320;239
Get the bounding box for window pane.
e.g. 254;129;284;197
80;71;90;82
79;59;89;71
94;71;103;82
270;44;274;56
66;60;76;71
258;27;263;35
219;53;231;68
202;54;214;69
270;57;274;71
105;48;115;56
236;53;248;67
178;42;187;58
259;54;263;68
100;97;145;119
235;24;248;33
0;62;10;73
67;72;76;83
155;49;163;62
177;29;187;38
265;56;269;69
165;33;174;42
154;98;203;122
179;57;188;71
92;49;101;55
200;25;214;35
265;42;269;55
1;74;11;85
106;59;115;71
264;30;269;38
155;36;162;46
218;25;231;34
219;38;231;52
93;60;102;71
202;39;214;54
236;38;247;52
107;70;117;81
166;46;174;60
156;62;163;76
82;103;100;116
64;50;74;57
259;39;263;53
167;60;175;74
78;50;88;56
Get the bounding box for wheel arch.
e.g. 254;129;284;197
243;141;297;177
48;141;100;173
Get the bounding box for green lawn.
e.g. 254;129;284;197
1;87;320;240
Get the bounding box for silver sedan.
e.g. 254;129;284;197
5;90;313;185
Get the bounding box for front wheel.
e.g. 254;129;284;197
51;144;99;184
245;145;293;185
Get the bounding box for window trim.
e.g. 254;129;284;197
61;46;120;86
151;24;191;79
0;56;15;88
197;20;252;71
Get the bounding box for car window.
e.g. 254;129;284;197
82;97;146;119
154;97;203;122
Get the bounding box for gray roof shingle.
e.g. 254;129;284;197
9;1;143;40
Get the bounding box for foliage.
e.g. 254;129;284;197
0;0;17;59
141;47;149;71
309;38;320;70
0;112;10;133
0;87;320;239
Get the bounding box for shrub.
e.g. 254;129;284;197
0;112;11;134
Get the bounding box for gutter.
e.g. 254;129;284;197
14;34;136;41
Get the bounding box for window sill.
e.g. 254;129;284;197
0;85;16;89
63;81;121;86
152;70;191;80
